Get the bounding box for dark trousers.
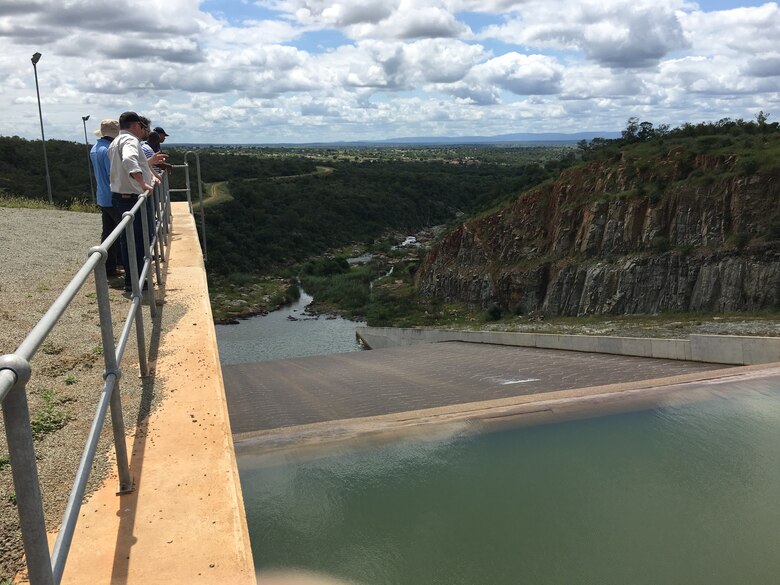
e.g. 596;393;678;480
99;206;122;273
111;193;146;290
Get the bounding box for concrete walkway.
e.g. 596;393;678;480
56;204;255;584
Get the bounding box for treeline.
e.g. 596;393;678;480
578;114;780;162
205;157;566;275
0;136;93;205
165;149;318;184
0;136;320;205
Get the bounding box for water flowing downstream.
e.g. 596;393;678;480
215;289;366;365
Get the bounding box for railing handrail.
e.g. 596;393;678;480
0;161;196;584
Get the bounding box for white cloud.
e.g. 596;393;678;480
261;0;400;27
680;3;780;56
347;4;469;39
480;0;690;68
450;53;563;103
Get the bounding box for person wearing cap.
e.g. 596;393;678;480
108;111;167;292
89;119;122;277
152;126;169;152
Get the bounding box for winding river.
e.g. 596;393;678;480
214;289;366;365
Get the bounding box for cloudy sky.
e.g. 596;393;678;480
1;0;778;144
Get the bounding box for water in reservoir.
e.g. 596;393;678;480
215;289;366;365
238;383;780;585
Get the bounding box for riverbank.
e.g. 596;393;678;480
209;275;298;323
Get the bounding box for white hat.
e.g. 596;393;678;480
93;119;119;138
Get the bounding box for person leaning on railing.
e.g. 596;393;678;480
90;119;123;278
108;111;167;293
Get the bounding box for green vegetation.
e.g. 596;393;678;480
208;275;298;321
0;136;96;205
296;251;476;327
3;116;777;325
202;154;569;276
30;389;70;440
0;455;9;471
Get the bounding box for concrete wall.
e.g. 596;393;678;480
357;327;780;366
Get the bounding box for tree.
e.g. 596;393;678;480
622;117;640;142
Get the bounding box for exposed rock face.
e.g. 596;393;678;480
416;153;780;315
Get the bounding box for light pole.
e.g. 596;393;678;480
82;115;95;202
31;52;53;205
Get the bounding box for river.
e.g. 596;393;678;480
215;289;366;365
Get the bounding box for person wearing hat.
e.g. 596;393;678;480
90;119;122;277
152;126;169;152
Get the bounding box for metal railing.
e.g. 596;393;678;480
0;164;194;584
169;151;206;261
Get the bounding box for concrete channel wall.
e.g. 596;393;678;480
356;327;780;366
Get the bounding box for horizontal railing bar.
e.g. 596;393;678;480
50;374;118;584
168;188;189;193
101;207;134;254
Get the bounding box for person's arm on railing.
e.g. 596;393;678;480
130;171;154;194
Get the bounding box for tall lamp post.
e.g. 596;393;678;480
31;52;53;205
82;115;95;202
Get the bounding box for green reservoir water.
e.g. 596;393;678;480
239;383;780;585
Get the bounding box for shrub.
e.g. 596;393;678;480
731;231;751;250
651;236;671;252
738;157;760;176
485;304;503;321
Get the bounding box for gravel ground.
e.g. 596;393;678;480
0;207;182;582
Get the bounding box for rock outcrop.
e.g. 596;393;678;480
416;152;780;315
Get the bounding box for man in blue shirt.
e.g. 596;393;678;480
90;119;121;276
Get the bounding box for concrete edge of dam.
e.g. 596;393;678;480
356;326;780;365
54;203;255;584
233;363;780;458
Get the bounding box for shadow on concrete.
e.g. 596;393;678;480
108;247;171;583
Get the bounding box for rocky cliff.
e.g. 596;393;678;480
416;151;780;315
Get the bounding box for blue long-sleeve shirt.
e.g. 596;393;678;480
89;137;113;207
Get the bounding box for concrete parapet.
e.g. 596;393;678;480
356;327;779;365
690;334;780;365
60;203;256;585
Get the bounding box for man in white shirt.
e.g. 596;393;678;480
108;111;166;292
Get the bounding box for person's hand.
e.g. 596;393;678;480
150;152;167;166
152;175;161;185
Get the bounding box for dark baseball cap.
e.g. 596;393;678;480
154;126;169;137
119;111;142;127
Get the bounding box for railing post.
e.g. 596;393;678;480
90;248;133;493
151;184;164;285
122;211;149;377
160;174;170;254
0;356;55;585
139;195;157;320
183;162;193;214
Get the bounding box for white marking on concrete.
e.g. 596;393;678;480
481;376;541;385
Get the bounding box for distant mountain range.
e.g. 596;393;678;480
371;131;621;145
